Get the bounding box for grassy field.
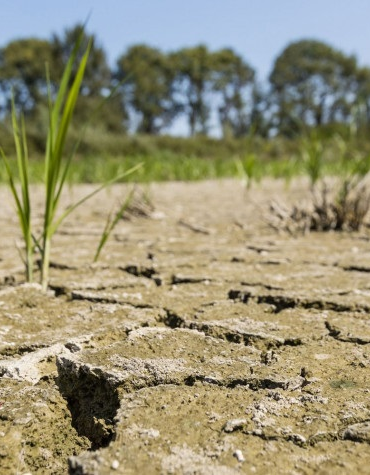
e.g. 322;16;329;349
0;150;367;185
1;128;370;184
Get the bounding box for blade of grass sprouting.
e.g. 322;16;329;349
93;187;135;263
10;102;31;245
11;101;31;222
32;233;43;254
44;43;77;186
1;150;25;230
53;77;131;209
52;42;91;172
42;39;91;240
44;67;54;185
48;41;92;220
49;32;84;139
96;211;113;257
40;32;92;291
49;47;133;211
52;143;76;210
44;34;88;199
2;101;33;281
20;114;31;217
50;43;91;208
235;157;247;179
50;162;143;237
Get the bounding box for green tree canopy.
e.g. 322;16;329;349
2;28;370;138
116;44;177;134
170;45;213;136
0;38;57;112
354;66;370;128
269;39;359;135
212;48;255;138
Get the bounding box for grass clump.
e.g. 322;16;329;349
1;99;33;282
330;378;358;390
1;29;140;290
235;153;258;190
268;134;370;234
269;175;370;235
301;132;325;189
275;179;370;235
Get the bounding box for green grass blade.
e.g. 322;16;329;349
50;163;143;236
43;36;91;235
32;233;43;254
40;32;92;290
20;114;31;217
50;33;84;137
1;149;25;232
93;187;135;262
11;101;31;222
49;41;92;220
1;105;33;282
53;78;129;208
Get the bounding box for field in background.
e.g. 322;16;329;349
1;126;370;184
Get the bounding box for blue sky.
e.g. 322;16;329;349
1;0;370;82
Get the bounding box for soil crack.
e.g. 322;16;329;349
228;289;370;313
70;290;155;309
56;358;121;451
325;321;370;344
120;264;162;286
161;309;302;349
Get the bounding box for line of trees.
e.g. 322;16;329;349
1;24;370;138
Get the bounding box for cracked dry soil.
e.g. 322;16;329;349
1;178;370;474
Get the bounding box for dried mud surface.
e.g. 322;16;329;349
1;178;370;474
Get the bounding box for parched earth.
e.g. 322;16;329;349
1;178;370;474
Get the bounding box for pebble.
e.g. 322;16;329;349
223;418;247;433
343;421;370;443
234;449;245;462
111;460;120;470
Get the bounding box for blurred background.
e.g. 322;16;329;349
1;0;370;182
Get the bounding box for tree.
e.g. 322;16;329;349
249;83;271;138
354;67;370;128
0;38;56;113
171;45;213;136
269;39;358;135
212;48;255;138
116;44;177;134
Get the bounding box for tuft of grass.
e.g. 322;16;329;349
1;98;33;282
235;153;258;190
93;188;135;263
268;132;370;234
1;29;141;290
301;132;325;189
330;378;357;390
268;176;370;235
